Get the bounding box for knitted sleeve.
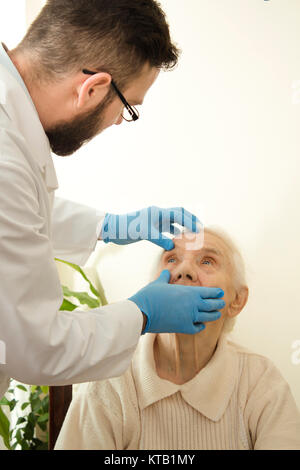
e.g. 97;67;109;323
55;367;140;450
243;354;300;450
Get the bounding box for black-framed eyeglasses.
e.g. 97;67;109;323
82;69;140;122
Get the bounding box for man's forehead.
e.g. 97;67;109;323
125;64;160;98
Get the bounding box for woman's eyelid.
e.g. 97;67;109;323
165;253;217;265
195;255;215;264
201;256;217;265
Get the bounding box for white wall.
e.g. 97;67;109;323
30;0;300;409
0;0;26;48
26;0;46;26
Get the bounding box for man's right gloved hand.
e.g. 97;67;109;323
128;270;225;335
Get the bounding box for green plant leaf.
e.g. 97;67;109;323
37;421;47;433
16;385;28;392
0;406;11;449
15;428;22;444
0;397;17;412
31;397;42;414
21;402;30;411
60;298;78;311
34;438;48;450
16;417;26;426
55;258;101;299
37;412;49;423
28;412;37;426
62;286;100;309
0;397;10;407
23;422;34;441
40;397;49;415
41;386;49;395
21;440;30;450
9;399;17;412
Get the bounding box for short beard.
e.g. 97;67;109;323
45;93;112;157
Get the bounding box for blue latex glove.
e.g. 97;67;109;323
101;206;201;251
129;270;225;334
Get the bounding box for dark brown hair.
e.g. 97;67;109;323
17;0;180;89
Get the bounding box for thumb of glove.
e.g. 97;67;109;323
155;269;171;284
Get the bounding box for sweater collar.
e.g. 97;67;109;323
132;333;239;422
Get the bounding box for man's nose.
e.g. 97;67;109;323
115;115;124;126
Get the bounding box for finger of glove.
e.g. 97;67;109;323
165;208;201;233
200;298;226;312
155;269;171;284
194;311;222;323
150;213;181;238
193;286;224;299
192;323;206;334
149;229;174;251
169;224;182;236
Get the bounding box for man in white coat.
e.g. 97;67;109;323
0;0;225;398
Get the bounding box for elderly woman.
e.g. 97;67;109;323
55;228;300;450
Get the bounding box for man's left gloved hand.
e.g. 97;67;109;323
101;206;201;251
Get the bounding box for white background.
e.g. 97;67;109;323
0;0;299;433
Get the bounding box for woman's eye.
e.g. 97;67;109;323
167;258;176;264
202;258;213;265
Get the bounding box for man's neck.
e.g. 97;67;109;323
153;332;218;385
7;48;67;130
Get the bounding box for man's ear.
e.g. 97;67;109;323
227;286;249;318
77;72;112;110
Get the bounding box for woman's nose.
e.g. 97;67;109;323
173;263;198;283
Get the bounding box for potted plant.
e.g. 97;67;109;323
0;259;107;450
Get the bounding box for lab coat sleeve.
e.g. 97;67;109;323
51;197;105;266
0;157;143;386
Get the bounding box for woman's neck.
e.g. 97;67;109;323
154;332;218;385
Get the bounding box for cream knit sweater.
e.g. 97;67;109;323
55;334;300;450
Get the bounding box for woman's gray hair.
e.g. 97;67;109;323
204;225;247;290
204;226;248;333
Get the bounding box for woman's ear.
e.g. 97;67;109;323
227;286;249;318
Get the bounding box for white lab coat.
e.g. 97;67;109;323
0;62;143;399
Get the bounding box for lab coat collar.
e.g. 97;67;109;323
0;45;58;191
0;42;32;100
132;333;239;422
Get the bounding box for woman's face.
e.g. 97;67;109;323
156;231;242;336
